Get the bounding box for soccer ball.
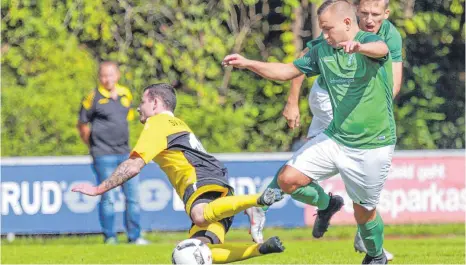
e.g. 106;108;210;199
172;238;213;265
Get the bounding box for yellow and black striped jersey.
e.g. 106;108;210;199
130;112;229;201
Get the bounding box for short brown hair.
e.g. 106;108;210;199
317;0;353;16
143;83;177;112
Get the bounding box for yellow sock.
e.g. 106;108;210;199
203;195;260;223
209;243;261;264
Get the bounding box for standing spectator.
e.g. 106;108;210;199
77;61;148;245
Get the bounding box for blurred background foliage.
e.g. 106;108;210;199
1;0;464;156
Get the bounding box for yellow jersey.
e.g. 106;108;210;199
130;113;230;203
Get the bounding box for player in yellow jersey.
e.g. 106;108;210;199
72;83;285;263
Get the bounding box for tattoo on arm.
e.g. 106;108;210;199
99;158;143;192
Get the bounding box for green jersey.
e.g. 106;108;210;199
377;20;403;62
306;20;402;61
293;31;396;149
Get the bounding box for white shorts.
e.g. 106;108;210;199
307;81;333;138
286;133;395;210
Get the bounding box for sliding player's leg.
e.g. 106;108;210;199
188;194;284;263
184;178;282;228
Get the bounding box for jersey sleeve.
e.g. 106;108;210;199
78;90;95;123
361;34;389;62
125;88;135;121
130;116;168;163
306;33;325;50
385;29;403;62
361;33;384;44
293;47;320;77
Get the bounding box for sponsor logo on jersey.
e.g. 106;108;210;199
322;57;335;62
329;78;355;85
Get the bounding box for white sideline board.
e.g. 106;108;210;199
1;150;464;166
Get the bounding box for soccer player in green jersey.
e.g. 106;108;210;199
283;0;402;130
223;0;395;264
245;0;400;260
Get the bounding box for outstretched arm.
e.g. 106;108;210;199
72;156;146;196
338;41;389;58
222;54;303;81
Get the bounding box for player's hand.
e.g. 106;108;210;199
222;54;251;69
283;102;300;129
338;41;361;54
72;183;101;196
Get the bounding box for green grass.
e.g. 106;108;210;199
2;224;465;264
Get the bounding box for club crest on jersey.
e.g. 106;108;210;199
98;98;109;105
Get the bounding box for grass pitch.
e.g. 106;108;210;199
2;224;464;264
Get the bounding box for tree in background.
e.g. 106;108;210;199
1;0;464;156
392;0;465;149
1;0;97;155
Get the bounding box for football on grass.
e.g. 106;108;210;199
172;238;212;265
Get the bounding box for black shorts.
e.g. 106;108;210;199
183;177;234;216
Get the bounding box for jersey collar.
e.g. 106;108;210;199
159;111;174;117
146;111;175;123
98;83;127;98
376;20;388;35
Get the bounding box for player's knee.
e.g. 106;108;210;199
190;207;209;227
353;202;376;224
191;212;208;227
277;172;298;194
